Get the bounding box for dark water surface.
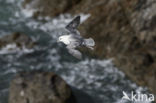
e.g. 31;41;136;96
0;0;151;103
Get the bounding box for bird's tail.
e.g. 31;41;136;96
84;38;95;50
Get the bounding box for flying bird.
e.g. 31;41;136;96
58;16;95;59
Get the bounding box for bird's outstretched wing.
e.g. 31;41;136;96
67;46;82;59
65;16;80;35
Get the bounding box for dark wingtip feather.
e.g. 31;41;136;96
65;15;81;32
75;15;80;21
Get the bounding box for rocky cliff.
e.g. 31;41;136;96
23;0;156;99
9;71;76;103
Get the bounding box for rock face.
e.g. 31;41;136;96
23;0;156;99
9;71;76;103
23;0;80;18
0;32;35;49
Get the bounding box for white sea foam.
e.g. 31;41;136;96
21;8;37;18
19;0;39;18
57;59;151;103
0;44;34;54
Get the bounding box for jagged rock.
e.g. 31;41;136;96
9;71;76;103
23;0;156;100
0;32;36;49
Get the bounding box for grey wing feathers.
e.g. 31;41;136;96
67;46;82;59
68;41;80;48
68;49;82;59
65;16;80;35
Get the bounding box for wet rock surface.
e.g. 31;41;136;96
9;71;76;103
0;32;35;49
23;0;156;100
23;0;80;18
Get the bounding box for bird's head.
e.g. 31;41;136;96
58;35;69;45
58;36;64;42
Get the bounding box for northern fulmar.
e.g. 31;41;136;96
58;16;95;59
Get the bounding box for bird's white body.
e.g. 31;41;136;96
59;35;74;45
